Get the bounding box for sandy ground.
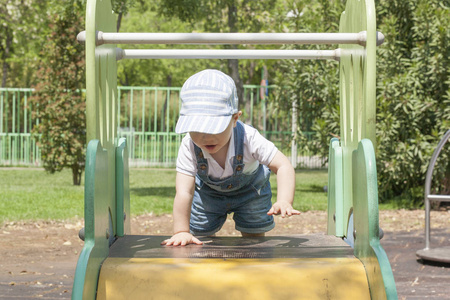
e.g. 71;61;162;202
0;209;449;299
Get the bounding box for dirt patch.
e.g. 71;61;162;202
0;209;449;299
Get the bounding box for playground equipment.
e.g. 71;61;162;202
416;129;450;263
72;0;397;299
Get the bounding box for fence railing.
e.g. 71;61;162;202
0;88;41;166
0;86;326;168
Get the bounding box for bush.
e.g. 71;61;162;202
376;0;449;205
275;0;449;206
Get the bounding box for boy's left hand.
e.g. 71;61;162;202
267;202;300;218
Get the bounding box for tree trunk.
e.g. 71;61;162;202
228;59;245;113
72;164;82;186
1;29;13;87
117;12;123;32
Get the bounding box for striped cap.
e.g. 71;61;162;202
175;69;238;134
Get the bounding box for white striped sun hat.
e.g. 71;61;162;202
175;69;239;134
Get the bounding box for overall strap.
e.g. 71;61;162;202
193;121;246;189
232;121;245;176
193;142;208;178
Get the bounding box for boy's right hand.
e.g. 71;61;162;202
161;232;203;246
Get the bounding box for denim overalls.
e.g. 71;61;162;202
190;122;275;236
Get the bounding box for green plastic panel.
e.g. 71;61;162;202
72;140;110;300
72;0;128;299
84;0;118;246
85;0;118;145
338;0;377;237
327;138;344;237
333;1;397;298
116;137;130;236
353;139;398;300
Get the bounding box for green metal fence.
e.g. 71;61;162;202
0;86;326;168
116;86;182;167
0;88;40;166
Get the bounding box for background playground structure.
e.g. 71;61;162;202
0;86;326;168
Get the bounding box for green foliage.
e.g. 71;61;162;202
111;0;138;16
277;0;449;206
116;2;214;87
375;0;449;204
0;1;51;87
121;0;285;88
275;0;343;159
30;3;86;185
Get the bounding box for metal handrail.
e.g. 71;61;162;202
424;129;450;249
115;48;342;61
77;30;386;47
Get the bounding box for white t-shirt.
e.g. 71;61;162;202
176;122;278;180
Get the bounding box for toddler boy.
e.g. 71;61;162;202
162;69;298;246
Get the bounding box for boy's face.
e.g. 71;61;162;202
190;112;241;155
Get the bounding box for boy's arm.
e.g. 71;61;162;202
161;172;203;246
267;151;300;217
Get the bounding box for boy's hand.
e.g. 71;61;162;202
267;202;301;218
161;232;203;246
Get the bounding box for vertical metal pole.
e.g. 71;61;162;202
12;92;15;134
12;92;16;164
263;92;267;138
5;91;8;134
250;89;254;126
117;87;122;136
35;96;40;165
141;88;145;161
423;129;450;250
24;91;28;163
424;196;430;250
166;89;170;164
149;88;154;133
262;66;268;138
0;91;3;164
0;91;3;134
153;88;158;162
255;87;260;132
291;101;298;168
129;88;134;159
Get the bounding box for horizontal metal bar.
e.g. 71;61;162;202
427;195;450;202
77;31;385;47
116;48;341;61
0;88;34;92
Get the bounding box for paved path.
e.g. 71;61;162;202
381;228;450;299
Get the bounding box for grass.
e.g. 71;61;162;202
0;168;328;224
0;168;85;223
130;168;329;215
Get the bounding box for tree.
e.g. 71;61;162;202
156;0;283;111
111;0;143;32
0;1;50;87
116;2;212;87
277;0;449;206
30;2;86;185
375;0;449;205
275;0;344;158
